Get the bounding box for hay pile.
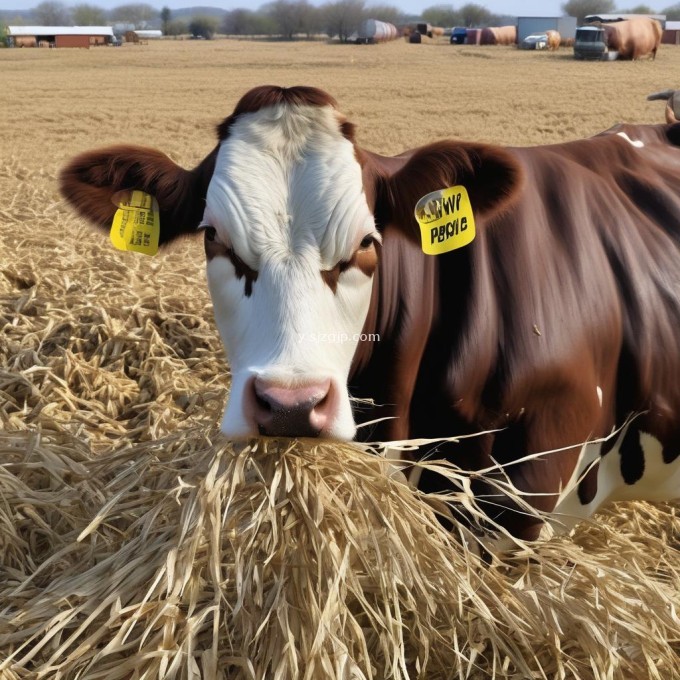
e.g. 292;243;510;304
0;431;679;678
1;162;679;679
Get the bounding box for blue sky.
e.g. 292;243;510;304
0;0;568;18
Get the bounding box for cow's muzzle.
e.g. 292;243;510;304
250;377;335;437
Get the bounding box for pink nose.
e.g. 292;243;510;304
251;378;334;437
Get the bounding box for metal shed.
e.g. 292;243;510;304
517;17;577;43
6;26;115;48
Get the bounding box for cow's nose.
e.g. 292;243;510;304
251;378;334;437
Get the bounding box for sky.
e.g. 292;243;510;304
0;0;567;19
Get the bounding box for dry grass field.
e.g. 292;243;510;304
1;38;680;679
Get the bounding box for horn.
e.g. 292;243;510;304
646;89;676;101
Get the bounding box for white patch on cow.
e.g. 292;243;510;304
549;423;679;536
204;103;377;439
596;385;603;407
616;131;645;148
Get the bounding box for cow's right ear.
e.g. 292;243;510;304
59;144;218;246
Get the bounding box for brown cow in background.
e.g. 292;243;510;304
604;17;662;59
546;30;561;51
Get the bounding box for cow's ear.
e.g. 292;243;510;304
369;141;522;243
59;144;217;246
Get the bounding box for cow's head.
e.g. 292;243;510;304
60;85;520;441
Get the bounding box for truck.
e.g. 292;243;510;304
573;25;618;60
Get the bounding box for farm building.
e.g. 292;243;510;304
6;25;115;48
662;20;680;44
517;16;577;43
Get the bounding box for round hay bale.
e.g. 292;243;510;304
408;32;421;44
1;429;679;678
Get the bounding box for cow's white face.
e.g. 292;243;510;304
202;103;379;439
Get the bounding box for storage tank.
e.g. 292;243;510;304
356;19;398;44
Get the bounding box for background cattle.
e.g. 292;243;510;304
603;17;662;60
546;29;561;50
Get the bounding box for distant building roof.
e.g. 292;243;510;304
7;26;114;37
666;21;680;30
131;30;163;38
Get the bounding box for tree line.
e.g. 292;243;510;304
6;0;680;42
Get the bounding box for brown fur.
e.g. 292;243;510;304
604;18;662;60
546;30;561;51
60;86;680;540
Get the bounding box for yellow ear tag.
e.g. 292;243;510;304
110;190;160;256
414;185;476;255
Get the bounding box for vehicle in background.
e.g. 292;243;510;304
573;25;618;59
521;32;549;49
450;27;467;44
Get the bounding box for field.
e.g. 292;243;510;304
1;38;680;678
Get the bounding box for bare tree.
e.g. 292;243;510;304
222;8;277;36
561;0;616;22
72;3;108;25
323;0;365;42
617;4;657;12
33;1;72;24
263;0;319;39
422;4;462;27
365;3;404;25
663;2;680;19
457;3;492;27
110;3;157;28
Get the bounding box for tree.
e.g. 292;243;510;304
663;2;680;19
458;3;492;27
323;0;365;41
110;3;157;28
189;15;219;39
33;1;72;24
72;3;108;25
561;0;615;23
263;0;320;39
165;18;188;36
222;8;276;36
160;6;171;34
422;4;461;27
365;3;404;25
617;4;657;12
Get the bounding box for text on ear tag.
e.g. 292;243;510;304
415;185;476;255
110;190;160;256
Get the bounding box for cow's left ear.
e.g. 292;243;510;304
59;144;218;246
368;141;523;242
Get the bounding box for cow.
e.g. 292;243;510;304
603;17;662;60
59;85;680;546
546;30;561;51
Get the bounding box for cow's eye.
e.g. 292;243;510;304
204;226;216;242
359;235;375;249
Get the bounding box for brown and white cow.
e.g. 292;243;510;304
60;85;680;543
